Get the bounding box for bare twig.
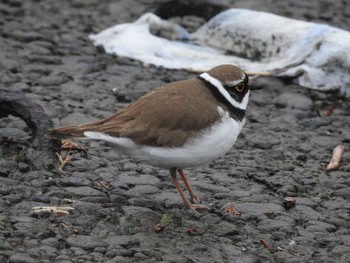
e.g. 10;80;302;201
260;239;299;256
61;139;87;155
276;247;300;256
326;144;345;171
56;150;75;172
246;71;272;77
31;206;74;216
260;239;277;253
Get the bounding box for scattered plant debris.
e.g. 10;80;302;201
154;213;173;233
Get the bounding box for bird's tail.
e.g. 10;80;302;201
46;125;87;139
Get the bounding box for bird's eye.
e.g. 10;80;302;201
235;83;245;92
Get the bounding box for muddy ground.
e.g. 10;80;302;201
0;0;350;262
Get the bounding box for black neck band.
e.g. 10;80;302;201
197;76;246;122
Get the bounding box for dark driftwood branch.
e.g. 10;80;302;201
0;90;53;150
0;90;57;170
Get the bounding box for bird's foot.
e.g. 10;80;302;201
190;195;201;204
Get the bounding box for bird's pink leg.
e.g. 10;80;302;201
170;168;209;211
177;168;200;204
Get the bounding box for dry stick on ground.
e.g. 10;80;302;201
246;71;272;77
31;206;74;216
260;239;277;253
260;239;300;256
326;144;345;171
61;139;88;155
56;150;75;172
276;247;300;256
56;139;88;171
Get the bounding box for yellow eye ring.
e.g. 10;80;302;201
235;83;245;92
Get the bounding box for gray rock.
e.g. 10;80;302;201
210;221;239;237
305;220;337;233
275;92;313;110
0;127;28;138
9;253;36;263
331;245;350;255
39;75;68;86
294;205;325;221
2;194;24;204
127;185;160;196
59;176;91;187
118;173;161;186
64;186;106;198
66;236;108;249
235;202;284;216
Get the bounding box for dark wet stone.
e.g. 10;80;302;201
210;221;239;237
118;173;161;186
66;235;108;249
25;171;55;180
107;197;126;209
235;202;284;216
299;116;330;129
295;205;325;221
9;253;36;263
39;75;69;86
126;185;160;196
258;218;295;233
8;30;45;42
128;197;163;208
106;256;126;263
26;65;52;75
27;245;58;259
26;55;62;64
305;220;337;233
275;92;313;110
118;206;162;233
3;194;24;204
331;245;350;255
79;196;109;203
64;186;106;198
17;162;29;172
152;192;183;207
66;158;101;173
59;176;91;187
0;127;28;138
30;195;50;203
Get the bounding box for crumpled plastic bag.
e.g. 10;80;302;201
89;8;350;97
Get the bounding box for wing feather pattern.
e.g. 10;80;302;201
47;78;220;147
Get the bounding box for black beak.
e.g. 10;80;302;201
249;83;263;90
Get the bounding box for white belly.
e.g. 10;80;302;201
84;109;245;169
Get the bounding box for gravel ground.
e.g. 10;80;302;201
1;0;350;262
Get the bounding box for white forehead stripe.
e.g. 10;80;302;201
199;72;249;110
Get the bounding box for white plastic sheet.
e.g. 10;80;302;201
90;9;350;97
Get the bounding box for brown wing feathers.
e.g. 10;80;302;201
47;78;220;147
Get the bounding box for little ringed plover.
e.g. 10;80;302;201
47;64;262;210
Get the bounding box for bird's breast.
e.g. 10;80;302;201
136;110;246;169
